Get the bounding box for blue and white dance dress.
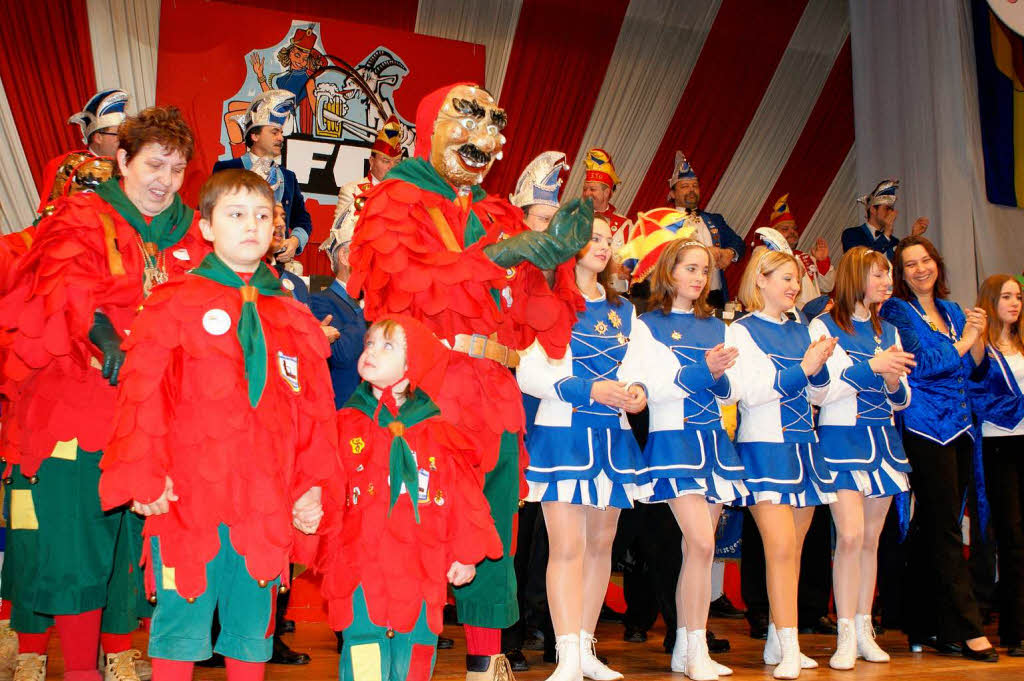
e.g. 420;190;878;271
637;308;747;504
724;311;837;507
517;287;654;509
809;313;911;497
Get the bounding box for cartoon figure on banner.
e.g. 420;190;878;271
219;20;417;202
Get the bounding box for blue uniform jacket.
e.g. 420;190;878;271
841;222;900;260
308;281;367;409
880;297;987;443
697;210;745;298
970;346;1024;432
212;157;312;252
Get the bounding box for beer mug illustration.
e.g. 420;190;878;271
314;82;345;139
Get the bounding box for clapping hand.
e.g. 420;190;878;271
963;307;988;342
911;217;930;237
869;345;916;389
705;343;739;379
623;384;647;414
800;336;838;377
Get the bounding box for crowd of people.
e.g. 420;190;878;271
0;76;1021;681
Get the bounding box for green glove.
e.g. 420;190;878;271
88;311;125;386
485;198;594;270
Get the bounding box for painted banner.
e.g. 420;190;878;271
156;0;485;266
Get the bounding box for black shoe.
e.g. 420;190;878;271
799;616;837;635
437;636;454;650
336;631;344;654
709;595;746;619
195;653;225;668
962;642;999;663
1007;644;1024;657
599;605;624;623
270;636;311;665
748;613;769;640
543;648;556;664
707;630;730;654
623;626;647;643
505;649;529;672
909;636;962;655
276;618;295;634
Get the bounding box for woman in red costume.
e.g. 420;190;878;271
0;107;209;681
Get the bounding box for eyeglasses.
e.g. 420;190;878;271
95;131;119;138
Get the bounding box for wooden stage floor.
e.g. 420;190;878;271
38;616;1024;680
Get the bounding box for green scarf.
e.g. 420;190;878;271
387;157;488;247
344;381;441;523
94;179;194;250
190;253;287;407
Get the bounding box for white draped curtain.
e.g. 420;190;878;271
798;145;858;260
414;0;523;96
0;74;39;234
706;0;849;236
562;0;722;210
86;0;161;109
850;0;1024;303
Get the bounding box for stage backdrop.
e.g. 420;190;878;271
155;0;484;273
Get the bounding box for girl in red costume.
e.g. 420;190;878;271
321;314;503;681
0;107;209;681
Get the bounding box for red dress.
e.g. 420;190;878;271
98;274;340;599
322;407;503;634
0;192;209;474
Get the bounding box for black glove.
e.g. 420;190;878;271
89;311;125;386
485;198;594;269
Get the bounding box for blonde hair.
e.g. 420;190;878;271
737;246;800;312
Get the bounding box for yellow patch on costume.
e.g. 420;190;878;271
350;643;383;681
161;566;177;591
10;490;38;530
350;437;366;454
49;438;79;461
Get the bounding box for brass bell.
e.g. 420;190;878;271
28;475;39;485
386;628;395;639
148;595;158;604
258;579;268;588
3;478;12;486
279;585;288;594
186;597;196;604
518;499;525;509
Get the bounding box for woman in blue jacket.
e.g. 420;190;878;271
971;274;1024;657
879;236;995;662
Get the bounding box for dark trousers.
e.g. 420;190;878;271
617;503;681;644
741;505;833;627
875;501;909;629
502;501;552;651
903;432;985;643
984;434;1024;645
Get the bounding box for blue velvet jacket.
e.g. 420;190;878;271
970;346;1024;433
880;297;987;444
309;281;367;409
841;223;900;260
696;210;745;298
212;157;312;252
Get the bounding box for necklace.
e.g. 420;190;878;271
909;299;958;341
137;236;167;298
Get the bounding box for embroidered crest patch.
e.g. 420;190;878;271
277;351;300;392
350;437;365;454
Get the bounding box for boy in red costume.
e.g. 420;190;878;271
98;169;339;681
0;107;209;681
321;313;503;681
348;82;591;680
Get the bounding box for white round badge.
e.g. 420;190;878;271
282;278;295;291
171;248;191;261
202;308;231;336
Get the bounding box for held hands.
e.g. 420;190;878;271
868;345;916;388
484;198;594;269
132;476;178;516
624;384;647;413
911;217;930;237
447;561;476;586
320;314;341;343
800;336;838;377
292;486;324;534
705;343;739;380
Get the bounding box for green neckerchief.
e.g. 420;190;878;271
190;253;287;407
94;179;194;250
387;157;488;247
344;381;441;523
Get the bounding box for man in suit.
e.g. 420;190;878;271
309;218;366;410
212;89;312;264
668;152;745;308
841;178;929;260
